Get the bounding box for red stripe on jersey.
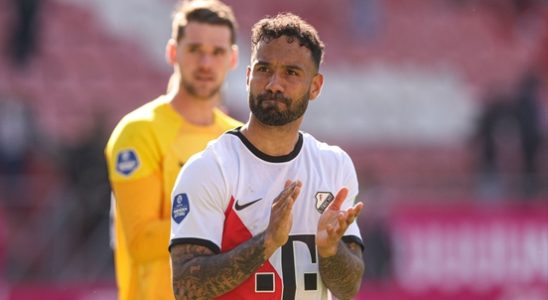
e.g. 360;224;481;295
221;196;251;251
217;196;282;299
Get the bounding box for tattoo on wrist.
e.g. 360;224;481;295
171;234;268;299
319;242;364;300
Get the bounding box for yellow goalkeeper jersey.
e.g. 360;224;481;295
105;96;241;300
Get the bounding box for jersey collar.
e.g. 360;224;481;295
227;127;303;163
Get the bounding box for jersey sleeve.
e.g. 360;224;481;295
105;119;170;263
169;149;228;254
105;119;161;182
340;151;363;248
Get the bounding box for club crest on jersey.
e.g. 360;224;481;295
172;193;190;224
315;192;334;213
115;149;139;176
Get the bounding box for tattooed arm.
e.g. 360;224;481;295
316;187;365;300
170;180;302;300
170;233;268;299
319;241;364;300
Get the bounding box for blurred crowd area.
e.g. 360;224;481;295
0;0;547;299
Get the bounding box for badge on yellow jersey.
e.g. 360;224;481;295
116;149;140;176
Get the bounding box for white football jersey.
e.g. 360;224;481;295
170;127;363;300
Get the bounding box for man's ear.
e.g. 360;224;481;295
166;39;177;65
309;73;324;100
230;45;239;70
245;66;251;89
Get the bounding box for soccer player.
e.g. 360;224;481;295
170;13;364;300
104;1;241;299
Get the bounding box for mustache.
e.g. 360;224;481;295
194;67;214;76
256;92;290;106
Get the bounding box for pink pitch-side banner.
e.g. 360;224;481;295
372;201;548;300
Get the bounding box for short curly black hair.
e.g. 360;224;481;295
251;13;324;70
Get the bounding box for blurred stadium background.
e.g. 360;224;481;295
0;0;547;299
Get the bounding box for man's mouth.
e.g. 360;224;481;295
194;72;214;81
259;94;289;107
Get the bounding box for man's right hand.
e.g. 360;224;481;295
263;180;302;258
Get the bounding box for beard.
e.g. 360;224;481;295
180;73;222;100
249;91;309;126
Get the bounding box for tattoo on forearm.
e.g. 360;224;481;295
171;234;268;299
319;242;364;300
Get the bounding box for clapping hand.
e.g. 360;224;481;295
264;180;302;258
316;187;363;257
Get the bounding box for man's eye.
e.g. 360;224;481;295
213;48;226;56
287;70;298;76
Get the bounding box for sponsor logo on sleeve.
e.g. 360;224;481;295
315;192;334;213
172;193;190;224
115;149;140;176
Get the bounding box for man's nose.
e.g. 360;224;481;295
198;53;213;67
265;72;284;93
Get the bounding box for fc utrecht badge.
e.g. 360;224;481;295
315;192;334;213
172;193;190;224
